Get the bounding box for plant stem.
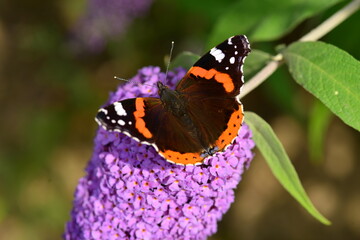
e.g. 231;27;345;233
240;54;283;98
239;0;360;99
300;0;360;41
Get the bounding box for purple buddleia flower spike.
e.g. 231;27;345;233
70;0;153;53
64;66;255;240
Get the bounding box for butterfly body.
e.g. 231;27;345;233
157;82;186;117
96;35;251;165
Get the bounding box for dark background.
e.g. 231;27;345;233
0;0;359;239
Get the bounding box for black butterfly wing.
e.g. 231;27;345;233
96;98;155;144
96;35;251;165
182;93;244;152
174;35;250;152
176;35;250;98
96;97;207;165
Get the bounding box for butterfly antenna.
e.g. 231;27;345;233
164;41;175;83
114;76;128;82
114;76;153;87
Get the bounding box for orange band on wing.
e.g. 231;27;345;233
189;66;234;93
134;98;153;139
215;105;244;150
159;149;203;165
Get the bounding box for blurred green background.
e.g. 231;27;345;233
0;0;359;239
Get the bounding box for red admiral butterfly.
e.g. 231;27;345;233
96;35;251;165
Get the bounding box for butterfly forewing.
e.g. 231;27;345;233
176;35;250;97
96;98;159;144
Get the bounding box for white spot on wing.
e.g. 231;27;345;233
151;144;159;151
123;131;131;137
94;117;102;126
114;102;127;116
99;108;108;114
236;94;241;104
243;35;251;50
210;47;225;63
228;37;233;45
175;162;185;166
229;57;235;64
118;119;125;126
166;159;175;164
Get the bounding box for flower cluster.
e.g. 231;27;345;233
70;0;153;53
64;66;255;240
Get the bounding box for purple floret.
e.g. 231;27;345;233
64;66;255;240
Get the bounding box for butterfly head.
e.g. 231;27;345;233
156;81;167;93
157;81;175;99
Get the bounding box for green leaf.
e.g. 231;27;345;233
207;0;341;47
245;111;331;225
170;51;200;70
308;100;332;163
244;49;271;79
283;41;360;131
